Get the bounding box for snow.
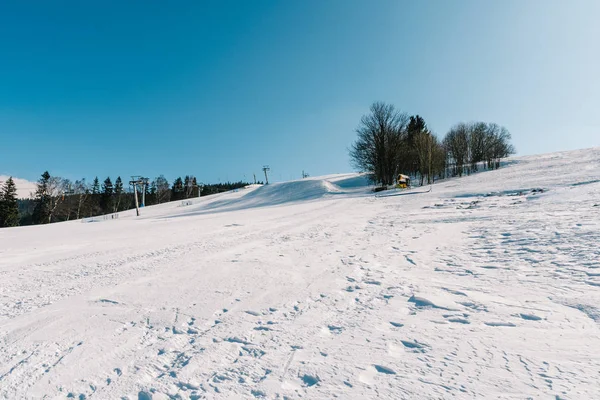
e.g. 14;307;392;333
1;148;600;399
0;175;36;199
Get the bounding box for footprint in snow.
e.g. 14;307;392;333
300;373;320;387
408;295;450;310
373;364;396;374
484;321;516;327
363;280;382;286
519;313;542;321
401;340;429;352
447;317;470;324
254;326;271;331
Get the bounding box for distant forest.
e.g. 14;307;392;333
0;174;254;227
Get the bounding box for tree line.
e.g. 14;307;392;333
350;102;515;187
0;173;251;227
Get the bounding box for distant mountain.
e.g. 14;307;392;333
0;175;36;199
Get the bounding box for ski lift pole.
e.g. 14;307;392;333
130;176;141;216
133;183;140;216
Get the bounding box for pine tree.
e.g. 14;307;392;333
0;177;20;227
192;177;199;197
172;177;184;201
101;177;114;214
184;176;191;199
114;176;123;212
89;176;101;216
92;177;100;194
32;171;52;224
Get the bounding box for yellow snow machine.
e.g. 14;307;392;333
395;174;411;189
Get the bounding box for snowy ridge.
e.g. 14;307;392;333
120;173;372;220
0;148;599;399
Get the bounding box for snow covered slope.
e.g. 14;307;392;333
1;148;599;399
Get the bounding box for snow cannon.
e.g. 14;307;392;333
395;174;411;189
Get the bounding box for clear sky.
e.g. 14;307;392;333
1;0;598;185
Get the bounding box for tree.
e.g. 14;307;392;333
444;123;470;177
406;115;427;176
92;177;100;194
191;176;199;197
88;176;101;217
55;178;74;220
349;102;409;186
0;177;19;227
414;129;442;185
32;171;52;224
484;123;515;169
114;176;123;212
469;122;487;172
443;122;515;176
31;172;66;224
74;179;89;220
100;177;114;213
147;179;157;206
47;177;68;223
172;177;184;201
155;175;171;203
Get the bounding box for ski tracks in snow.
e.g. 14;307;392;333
1;152;600;398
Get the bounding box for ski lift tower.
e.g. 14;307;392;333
262;165;270;185
129;176;148;216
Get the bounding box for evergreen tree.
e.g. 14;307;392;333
100;177;114;213
407;115;426;139
0;177;20;227
172;177;184;201
92;177;100;194
114;176;123;212
32;171;52;224
89;176;101;216
143;179;151;206
146;179;157;206
184;175;191;199
192;176;199;197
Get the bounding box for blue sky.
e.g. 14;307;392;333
1;0;598;185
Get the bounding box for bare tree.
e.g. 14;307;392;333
414;130;431;185
444;122;515;176
74;179;89;219
350;102;409;186
47;177;70;223
469;122;487;172
155;175;171;203
485;124;515;168
444;123;470;177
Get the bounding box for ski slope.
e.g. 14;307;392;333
1;148;599;399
